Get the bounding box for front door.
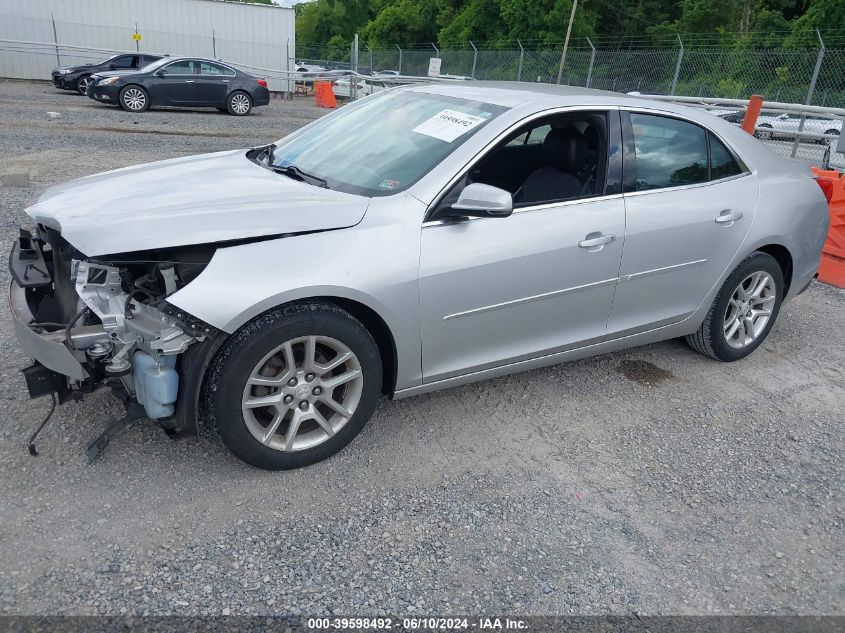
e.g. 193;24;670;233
606;111;758;336
159;59;198;105
418;109;626;383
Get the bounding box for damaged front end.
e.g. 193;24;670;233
9;226;220;457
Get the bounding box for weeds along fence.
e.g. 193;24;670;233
297;38;845;108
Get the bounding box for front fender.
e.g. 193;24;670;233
167;194;426;390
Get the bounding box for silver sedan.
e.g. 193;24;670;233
10;83;830;469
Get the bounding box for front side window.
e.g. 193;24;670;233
434;111;612;214
630;113;708;191
112;55;137;69
271;91;507;197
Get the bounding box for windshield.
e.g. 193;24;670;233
271;91;507;196
140;57;171;73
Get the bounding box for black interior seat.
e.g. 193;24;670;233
515;127;588;204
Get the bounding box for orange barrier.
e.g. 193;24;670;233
741;94;764;135
314;81;337;109
812;168;845;288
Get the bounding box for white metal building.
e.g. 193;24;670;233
0;0;295;92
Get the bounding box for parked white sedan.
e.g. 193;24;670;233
331;76;388;99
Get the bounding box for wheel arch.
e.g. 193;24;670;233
214;293;399;397
316;296;398;397
186;293;400;436
227;89;252;102
119;82;149;97
755;243;793;296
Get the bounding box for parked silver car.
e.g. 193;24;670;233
9;83;829;469
755;112;842;143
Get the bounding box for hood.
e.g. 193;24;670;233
26;150;370;256
56;64;93;72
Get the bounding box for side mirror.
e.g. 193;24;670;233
448;183;513;219
157;69;168;78
108;64;117;70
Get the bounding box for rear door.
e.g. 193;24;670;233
195;61;233;105
606;111;757;336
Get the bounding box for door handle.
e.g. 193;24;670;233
578;232;615;250
185;80;195;83
715;209;743;224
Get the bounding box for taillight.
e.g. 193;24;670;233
816;178;834;203
256;79;268;88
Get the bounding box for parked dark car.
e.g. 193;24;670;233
52;53;164;95
87;56;271;116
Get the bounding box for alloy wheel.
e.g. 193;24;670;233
230;93;250;115
123;88;146;111
241;335;364;452
77;77;91;94
723;271;776;349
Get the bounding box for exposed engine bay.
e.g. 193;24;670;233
10;226;219;455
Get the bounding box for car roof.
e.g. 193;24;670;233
405;80;667;109
162;56;229;64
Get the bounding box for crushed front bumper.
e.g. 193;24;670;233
9;234;90;382
9;280;88;381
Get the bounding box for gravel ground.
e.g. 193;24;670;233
0;79;843;618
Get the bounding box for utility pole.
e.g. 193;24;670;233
556;0;578;84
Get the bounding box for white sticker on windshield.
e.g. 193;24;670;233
412;109;486;142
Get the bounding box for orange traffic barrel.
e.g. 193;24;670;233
812;168;845;288
314;81;337;109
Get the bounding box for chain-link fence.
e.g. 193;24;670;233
296;39;845;109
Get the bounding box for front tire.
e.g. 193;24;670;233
119;85;149;112
75;75;92;95
208;302;382;470
686;252;784;362
227;91;252;116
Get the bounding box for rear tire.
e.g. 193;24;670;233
119;85;149;112
686;252;783;362
208;302;382;470
227;91;252;116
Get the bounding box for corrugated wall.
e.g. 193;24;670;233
0;0;295;92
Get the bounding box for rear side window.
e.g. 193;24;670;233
166;60;197;74
630;113;708;191
709;133;743;180
199;62;234;76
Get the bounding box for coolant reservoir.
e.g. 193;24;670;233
132;352;179;419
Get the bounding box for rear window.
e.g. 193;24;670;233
709;133;744;180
